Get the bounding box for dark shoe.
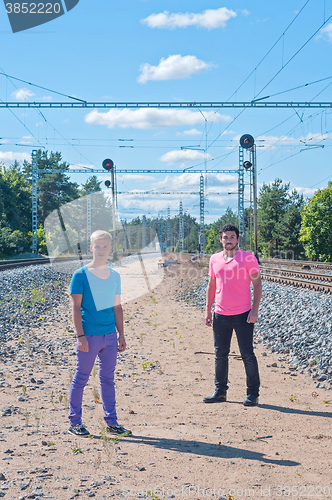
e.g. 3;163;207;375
68;423;90;437
203;391;227;403
106;424;132;436
243;394;259;406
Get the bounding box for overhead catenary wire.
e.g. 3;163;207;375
207;2;331;153
226;0;311;102
0;70;86;103
253;13;332;101
0;66;96;169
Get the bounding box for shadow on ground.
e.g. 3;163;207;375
118;435;300;466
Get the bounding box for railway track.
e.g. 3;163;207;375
261;268;332;293
0;257;50;270
0;256;83;271
2;255;332;293
260;257;332;271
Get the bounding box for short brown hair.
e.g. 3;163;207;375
219;224;239;238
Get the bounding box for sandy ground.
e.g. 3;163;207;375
0;255;331;500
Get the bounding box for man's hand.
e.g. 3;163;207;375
77;335;89;352
247;309;258;323
205;309;213;327
118;336;126;352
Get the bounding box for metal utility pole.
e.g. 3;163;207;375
240;135;258;257
238;147;245;246
167;207;170;251
121;218;128;252
149;219;153;248
31;150;38;254
179;201;183;253
160;216;164;252
199;173;205;254
251;145;258;256
86;190;91;253
142;215;146;250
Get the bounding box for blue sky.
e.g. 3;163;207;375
0;0;332;223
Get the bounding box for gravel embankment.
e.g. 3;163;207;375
0;264;73;342
177;278;332;390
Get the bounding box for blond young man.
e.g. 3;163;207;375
68;230;131;436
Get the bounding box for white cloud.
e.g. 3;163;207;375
317;22;332;42
151;173;201;191
138;54;211;84
0;151;30;165
177;128;202;136
151;172;237;191
159;149;212;164
118;174;155;183
18;135;34;145
292;186;317;197
11;88;35;101
114;171;240;216
256;132;331;149
141;8;236;29
85;108;231;130
69;163;96;170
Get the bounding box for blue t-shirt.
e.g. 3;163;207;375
70;266;121;336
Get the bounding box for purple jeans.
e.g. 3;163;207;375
69;333;118;426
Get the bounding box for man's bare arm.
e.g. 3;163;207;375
114;294;126;352
70;294;89;352
247;272;262;323
205;276;216;327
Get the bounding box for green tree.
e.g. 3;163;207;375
0;227;25;256
80;175;102;196
27;225;48;255
23;150;80;224
258;179;304;258
299;181;332;261
205;207;238;254
0;161;31;235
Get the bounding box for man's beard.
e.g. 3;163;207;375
224;243;238;251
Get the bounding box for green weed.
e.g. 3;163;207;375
92;387;100;403
23;409;30;427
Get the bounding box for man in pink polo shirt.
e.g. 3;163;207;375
204;224;262;406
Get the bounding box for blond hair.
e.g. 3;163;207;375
90;230;112;244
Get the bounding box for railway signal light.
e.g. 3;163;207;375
102;159;114;171
240;134;254;149
105;180;111;188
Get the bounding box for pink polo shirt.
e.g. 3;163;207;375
209;249;260;315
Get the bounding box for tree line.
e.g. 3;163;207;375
0;149;331;261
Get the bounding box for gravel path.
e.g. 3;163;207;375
1;264;331;389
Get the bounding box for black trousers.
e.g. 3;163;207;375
213;310;260;397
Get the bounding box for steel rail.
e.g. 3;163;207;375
261;271;332;293
0;256;84;271
260;258;332;271
260;266;332;281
